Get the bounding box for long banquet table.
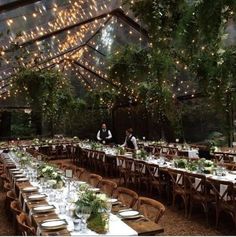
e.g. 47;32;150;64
1;150;164;236
77;144;236;202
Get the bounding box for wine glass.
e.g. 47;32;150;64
81;206;91;233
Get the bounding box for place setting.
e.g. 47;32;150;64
27;193;47;202
117;210;142;220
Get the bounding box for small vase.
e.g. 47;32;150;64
87;212;109;234
56;181;64;189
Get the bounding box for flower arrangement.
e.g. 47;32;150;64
15;151;31;167
32;138;40;145
37;163;64;188
197;158;215;174
75;185;110;234
44;139;53;145
116;146;125;155
174;158;188;169
91;142;103;151
133;149;148;160
139;149;148;160
174;158;216;174
73;136;79;141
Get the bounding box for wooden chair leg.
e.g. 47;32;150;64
183;197;188;218
216;209;220;228
188;200;193;219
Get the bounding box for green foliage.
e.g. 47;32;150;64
11;111;35;137
37;163;64;183
122;0;236;142
85;89;118;109
12;68;75;135
75;186;108;215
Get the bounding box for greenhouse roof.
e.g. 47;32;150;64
0;0;198;101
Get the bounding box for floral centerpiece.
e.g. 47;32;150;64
116;146;125;155
176;158;216;174
32;138;40;145
174;158;188;169
133;149;148;160
44;139;53;145
73;136;79;142
91;142;103;151
15;151;31;167
37;164;64;189
197;158;215;174
75;184;110;234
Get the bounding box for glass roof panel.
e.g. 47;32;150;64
0;0;199;100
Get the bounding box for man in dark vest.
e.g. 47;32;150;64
121;128;138;150
96;123;112;144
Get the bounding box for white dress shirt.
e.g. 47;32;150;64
121;135;138;150
97;129;112;141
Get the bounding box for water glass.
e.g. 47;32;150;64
49;192;55;202
59;203;67;214
81;206;91;233
73;218;81;232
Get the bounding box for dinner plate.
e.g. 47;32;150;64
88;188;100;192
76;181;86;185
119;210;140;218
108;198;118;204
16;178;29;182
33;205;55;213
229;171;236;175
40;219;67;230
12;171;23;175
22;186;38;193
28;194;47;201
14;174;26;178
10;168;20;172
6;162;15;165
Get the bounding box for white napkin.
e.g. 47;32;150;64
194;178;201;191
154;168;159;177
220;184;228;201
162;148;167;153
36;226;41;236
141;165;146;174
177;174;183;185
23;200;26;212
233;156;236;163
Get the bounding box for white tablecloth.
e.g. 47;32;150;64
70;214;137;236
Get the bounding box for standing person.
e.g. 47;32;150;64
121;128;138;150
96;123;112;144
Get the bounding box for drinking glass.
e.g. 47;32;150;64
73;218;81;232
59;202;67;214
75;206;83;220
81;206;91;233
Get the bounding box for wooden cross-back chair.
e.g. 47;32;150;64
168;168;189;217
207;178;236;227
